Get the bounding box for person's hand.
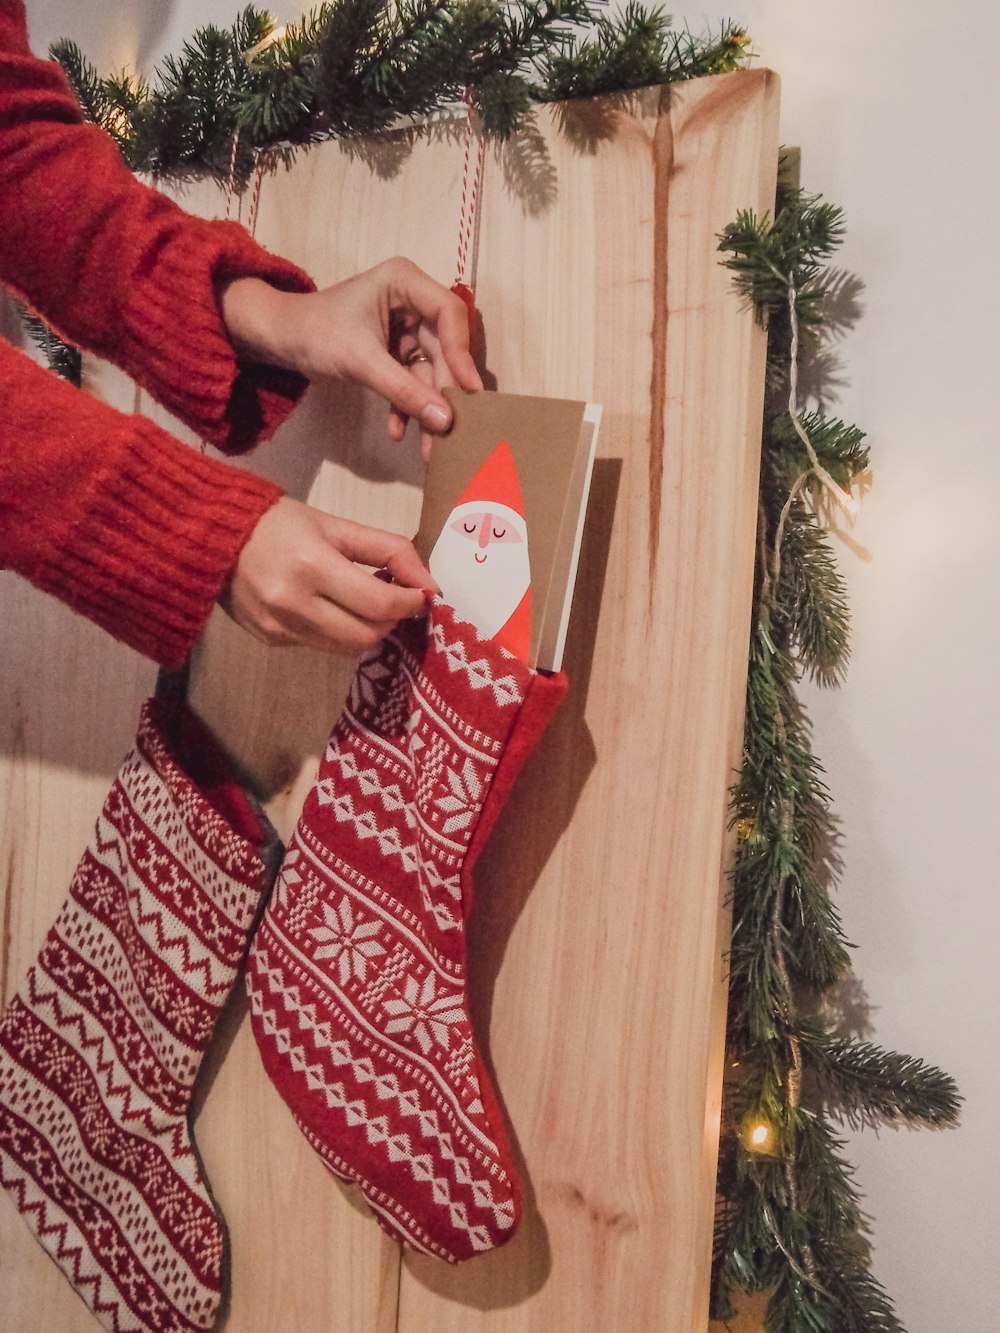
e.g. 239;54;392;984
219;257;483;457
221;497;438;655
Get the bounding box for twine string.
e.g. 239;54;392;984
785;275;857;517
770;272;858;589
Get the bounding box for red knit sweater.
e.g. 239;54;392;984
0;0;316;668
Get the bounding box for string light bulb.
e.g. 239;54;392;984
735;818;755;845
741;1117;777;1156
244;24;288;62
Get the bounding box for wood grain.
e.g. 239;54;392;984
0;69;778;1332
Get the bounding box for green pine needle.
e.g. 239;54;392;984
20;309;82;386
48;38;108;124
811;1240;907;1333
776;510;852;684
804;1031;963;1128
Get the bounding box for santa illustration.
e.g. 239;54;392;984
428;439;532;661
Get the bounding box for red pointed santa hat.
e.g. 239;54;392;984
456;440;526;519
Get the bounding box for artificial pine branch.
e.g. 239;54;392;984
475;69;533;136
312;0;387;132
802;1030;963;1129
777;510;852;684
48;39;110;126
51;4;752;174
238;6;333;146
19;310;82;386
538;10;749;102
538;3;675;101
712;190;962;1332
662;21;752;79
810;1240;907;1333
141;19;263;174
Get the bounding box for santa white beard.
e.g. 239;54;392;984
429;500;531;642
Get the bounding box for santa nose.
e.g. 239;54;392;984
477;513;494;549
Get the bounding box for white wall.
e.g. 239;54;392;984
21;2;1000;1327
680;7;999;1329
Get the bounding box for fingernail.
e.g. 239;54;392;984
422;403;450;431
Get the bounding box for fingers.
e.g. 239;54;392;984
385;260;483;393
385;349;441;456
366;258;483;435
226;257;484;458
224;498;436;657
316;513;439;600
360;345;454;435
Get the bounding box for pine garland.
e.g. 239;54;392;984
20;13;961;1330
26;4;748;383
48;3;751;173
711;184;961;1332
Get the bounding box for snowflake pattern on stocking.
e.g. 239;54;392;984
382;972;466;1055
310;898;387;987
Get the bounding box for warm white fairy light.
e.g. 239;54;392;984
244;24;288;62
742;1118;777;1155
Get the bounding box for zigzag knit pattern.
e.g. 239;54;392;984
246;602;565;1262
0;698;271;1332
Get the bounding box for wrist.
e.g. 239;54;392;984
218;277;299;371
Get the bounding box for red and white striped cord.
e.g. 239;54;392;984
222;130;266;238
223;128;241;221
246;152;267;238
454;87;485;296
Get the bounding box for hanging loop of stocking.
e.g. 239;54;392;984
451;87;485;345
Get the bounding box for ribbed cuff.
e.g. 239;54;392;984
35;417;282;669
120;217;315;453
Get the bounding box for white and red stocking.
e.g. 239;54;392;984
0;698;277;1333
245;602;565;1261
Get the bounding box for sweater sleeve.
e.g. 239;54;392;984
0;338;282;668
0;0;315;452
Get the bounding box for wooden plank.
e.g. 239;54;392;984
0;67;777;1332
184;70;777;1332
395;71;779;1333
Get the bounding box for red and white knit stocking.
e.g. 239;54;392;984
0;698;277;1333
246;602;565;1262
